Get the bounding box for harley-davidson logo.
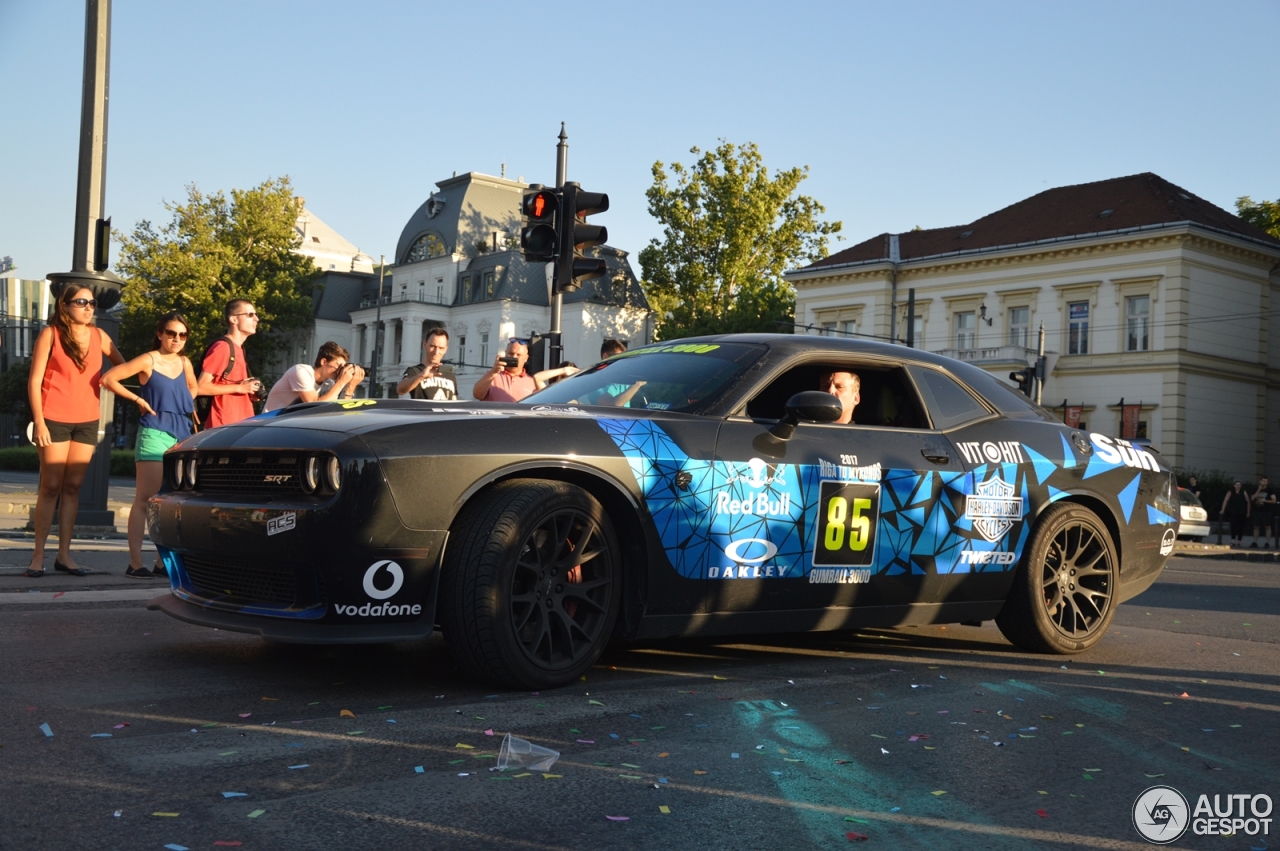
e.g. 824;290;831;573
966;476;1023;543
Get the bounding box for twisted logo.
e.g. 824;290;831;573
1133;785;1189;844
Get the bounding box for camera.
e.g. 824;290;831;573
499;356;519;368
246;377;269;403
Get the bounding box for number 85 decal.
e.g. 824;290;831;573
813;481;879;567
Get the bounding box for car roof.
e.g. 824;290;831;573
654;333;1054;421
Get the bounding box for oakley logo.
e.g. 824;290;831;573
264;475;292;483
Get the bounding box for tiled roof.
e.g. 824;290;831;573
802;172;1280;272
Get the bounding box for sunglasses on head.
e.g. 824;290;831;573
509;337;530;346
161;329;189;340
68;297;97;309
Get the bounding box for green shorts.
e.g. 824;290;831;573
135;426;179;462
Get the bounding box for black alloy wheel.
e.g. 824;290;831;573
996;503;1118;654
439;479;620;689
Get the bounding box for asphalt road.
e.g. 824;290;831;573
1;554;1276;850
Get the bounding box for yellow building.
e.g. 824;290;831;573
786;173;1280;477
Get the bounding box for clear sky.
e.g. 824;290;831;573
2;0;1277;281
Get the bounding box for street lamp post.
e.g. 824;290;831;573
45;0;125;532
366;255;385;398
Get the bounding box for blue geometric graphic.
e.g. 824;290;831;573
1146;504;1178;526
1117;474;1142;524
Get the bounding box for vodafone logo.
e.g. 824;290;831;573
724;538;779;565
363;560;404;600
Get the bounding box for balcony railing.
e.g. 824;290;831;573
931;344;1048;364
358;293;450;309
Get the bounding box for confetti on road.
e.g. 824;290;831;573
881;748;890;754
414;766;424;773
606;815;630;821
340;710;355;718
238;713;251;718
542;773;562;779
694;770;707;775
262;697;278;701
659;806;671;814
1036;809;1048;818
39;723;52;737
846;832;869;841
213;843;242;847
589;700;606;707
90;733;112;738
455;743;475;749
247;810;265;819
164;845;189;851
932;791;947;796
577;739;595;744
222;792;247;799
113;723;129;729
153;812;180;817
287;764;309;770
484;729;494;736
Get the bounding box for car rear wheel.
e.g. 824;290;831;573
439;479;620;689
995;503;1118;654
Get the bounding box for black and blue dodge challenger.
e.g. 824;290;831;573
148;334;1177;688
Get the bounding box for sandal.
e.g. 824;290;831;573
24;568;45;578
54;560;89;577
125;566;153;579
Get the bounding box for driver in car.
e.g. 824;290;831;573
819;370;860;424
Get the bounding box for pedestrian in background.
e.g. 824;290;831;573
24;286;125;578
263;341;364;411
1221;480;1251;548
1186;475;1202;501
196;299;263;427
102;311;198;579
1249;476;1278;549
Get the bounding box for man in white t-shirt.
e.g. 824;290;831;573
264;341;365;412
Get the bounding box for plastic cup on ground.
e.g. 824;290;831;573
497;733;560;772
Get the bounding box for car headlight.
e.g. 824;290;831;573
302;456;319;493
172;458;184;489
183;455;197;489
325;456;341;492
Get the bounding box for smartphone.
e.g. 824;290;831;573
499;357;519;368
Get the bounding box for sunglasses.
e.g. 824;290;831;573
68;298;97;309
509;337;530;346
232;312;258;319
161;329;189;340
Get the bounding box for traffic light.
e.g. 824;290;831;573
1009;367;1034;397
555;182;609;294
520;186;560;262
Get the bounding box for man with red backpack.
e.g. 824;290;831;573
196;299;264;428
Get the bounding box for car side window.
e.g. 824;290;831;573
908;365;991;430
744;362;930;429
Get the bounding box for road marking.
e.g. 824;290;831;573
1164;568;1244;578
0;589;160;604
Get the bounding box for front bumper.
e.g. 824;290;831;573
147;592;435;643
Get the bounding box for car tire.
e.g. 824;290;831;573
438;479;621;689
995;502;1118;655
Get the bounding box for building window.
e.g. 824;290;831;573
841;320;857;337
484;271;495;298
458;335;466;361
436;278;444;304
1067;301;1089;355
461;275;472;303
821;322;836;336
1126;295;1149;352
418;281;425;301
405;232;447;262
1008;307;1029;347
954;311;975;349
480;333;489;366
903;314;924;347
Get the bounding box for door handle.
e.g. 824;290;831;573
921;449;950;465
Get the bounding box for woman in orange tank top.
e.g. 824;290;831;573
24;286;124;577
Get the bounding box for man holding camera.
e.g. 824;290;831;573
473;337;538;402
396;327;457;401
263;341;365;412
197;299;265;428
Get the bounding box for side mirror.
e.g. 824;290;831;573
770;391;844;439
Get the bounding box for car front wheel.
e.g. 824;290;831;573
996;503;1118;654
439;479;620;689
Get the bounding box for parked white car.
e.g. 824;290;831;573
1177;488;1210;540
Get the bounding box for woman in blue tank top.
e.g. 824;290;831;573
103;312;198;578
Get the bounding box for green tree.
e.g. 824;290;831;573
0;359;33;422
638;141;841;340
1236;195;1280;240
115;176;319;367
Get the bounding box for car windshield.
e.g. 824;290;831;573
523;342;765;413
1178;488;1202;507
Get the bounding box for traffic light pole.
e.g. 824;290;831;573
45;0;125;533
549;123;568;368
